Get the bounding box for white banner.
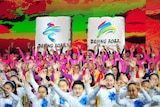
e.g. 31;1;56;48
35;16;71;52
88;16;125;51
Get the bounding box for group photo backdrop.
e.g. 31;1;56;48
0;0;160;53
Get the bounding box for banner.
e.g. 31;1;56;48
88;16;125;51
36;16;71;52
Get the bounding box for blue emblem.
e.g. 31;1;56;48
108;92;116;101
134;100;144;107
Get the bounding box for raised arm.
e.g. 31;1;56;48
115;83;127;106
87;84;100;101
27;61;39;91
52;83;69;101
152;95;160;103
29;70;39;92
16;47;26;62
141;88;152;104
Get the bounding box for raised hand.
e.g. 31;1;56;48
106;60;112;67
140;45;145;53
116;44;121;52
28;61;35;71
138;68;145;78
136;81;142;90
39;70;47;79
120;73;129;84
0;62;5;71
129;58;137;67
99;78;106;87
54;70;61;82
44;44;48;51
97;44;100;48
82;71;91;84
16;47;20;50
150;79;157;89
16;61;23;70
0;77;5;83
130;44;135;52
115;82;121;93
0;86;8;92
37;46;40;51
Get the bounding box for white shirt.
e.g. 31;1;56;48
116;89;151;107
96;87;117;107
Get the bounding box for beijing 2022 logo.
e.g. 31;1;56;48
43;22;61;42
97;21;116;38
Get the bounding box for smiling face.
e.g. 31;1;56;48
112;67;118;76
142;81;151;93
72;84;84;97
38;86;47;99
109;54;114;60
122;54;127;60
104;75;115;89
150;74;159;86
127;84;139;99
117;78;126;87
4;83;15;98
72;53;77;60
73;65;80;73
58;80;69;92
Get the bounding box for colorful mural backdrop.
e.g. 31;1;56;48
0;0;160;53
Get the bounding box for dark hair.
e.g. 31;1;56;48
112;66;120;80
141;79;149;84
104;72;115;80
10;75;22;87
10;68;18;75
125;50;130;54
10;75;20;81
149;73;159;79
40;75;50;82
74;64;80;68
4;80;17;95
116;72;127;81
127;82;136;89
59;77;68;85
38;85;48;95
72;80;84;89
88;49;95;54
90;74;95;87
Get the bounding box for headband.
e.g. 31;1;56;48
5;80;16;88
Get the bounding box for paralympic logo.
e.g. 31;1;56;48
97;21;116;38
43;22;61;42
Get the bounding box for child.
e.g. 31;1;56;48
116;73;128;98
10;74;28;107
149;73;160;96
96;72;118;107
52;79;101;107
27;61;69;107
0;80;20;107
149;73;159;90
23;82;53;107
19;65;54;107
141;79;160;107
115;82;151;107
52;78;70;107
141;79;151;94
148;73;160;106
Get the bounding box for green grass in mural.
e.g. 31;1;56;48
11;16;36;33
0;0;145;33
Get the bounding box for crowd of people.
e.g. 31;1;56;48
0;42;160;107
